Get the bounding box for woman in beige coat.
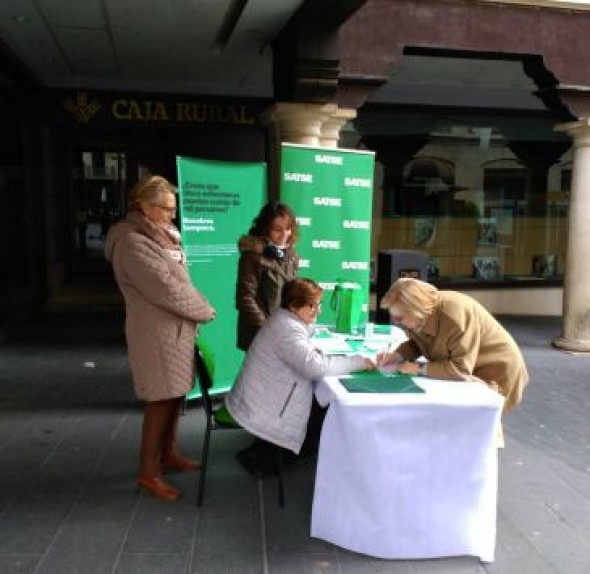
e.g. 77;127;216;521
377;278;528;413
105;176;216;501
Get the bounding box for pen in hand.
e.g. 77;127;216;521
376;343;402;368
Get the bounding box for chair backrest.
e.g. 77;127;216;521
194;344;214;420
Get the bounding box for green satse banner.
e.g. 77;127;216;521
279;143;375;327
177;156;266;395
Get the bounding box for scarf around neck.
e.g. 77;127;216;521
126;211;185;263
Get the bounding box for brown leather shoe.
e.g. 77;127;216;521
137;475;181;501
164;456;201;473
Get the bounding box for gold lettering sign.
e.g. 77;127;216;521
112;99;170;121
111;98;255;124
63;91;102;123
64;91;257;125
173;102;254;124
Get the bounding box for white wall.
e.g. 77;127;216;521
462;287;563;316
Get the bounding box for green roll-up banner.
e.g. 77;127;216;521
177;156;266;396
279;143;375;328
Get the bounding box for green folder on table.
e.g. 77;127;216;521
339;371;425;394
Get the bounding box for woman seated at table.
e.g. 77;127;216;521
377;277;529;413
225;278;374;461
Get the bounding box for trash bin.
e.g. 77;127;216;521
375;249;429;324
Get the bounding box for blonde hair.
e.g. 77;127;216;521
380;278;439;323
128;176;176;212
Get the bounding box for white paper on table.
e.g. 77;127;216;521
312;336;354;354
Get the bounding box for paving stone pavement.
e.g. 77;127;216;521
0;312;589;574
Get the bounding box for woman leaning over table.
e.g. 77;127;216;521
226;278;374;458
105;175;216;501
376;277;529;414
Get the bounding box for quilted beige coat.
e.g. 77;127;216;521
395;290;529;413
105;212;215;401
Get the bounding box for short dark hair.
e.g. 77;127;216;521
281;278;323;310
249;201;298;246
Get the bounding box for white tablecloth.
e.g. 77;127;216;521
311;376;504;562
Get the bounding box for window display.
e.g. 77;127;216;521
364;111;570;287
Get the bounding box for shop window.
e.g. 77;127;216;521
560;169;571;193
367;112;570;287
401;157;457;217
0;136;28;298
71;148;127;277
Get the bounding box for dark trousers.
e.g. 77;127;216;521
236;397;327;476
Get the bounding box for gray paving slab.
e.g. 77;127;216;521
0;555;41;574
114;552;192;574
267;551;341;574
337;553;416;574
190;551;262;574
0;313;589;573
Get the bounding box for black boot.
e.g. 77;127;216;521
236;439;281;477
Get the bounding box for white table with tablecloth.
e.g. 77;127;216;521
311;374;504;562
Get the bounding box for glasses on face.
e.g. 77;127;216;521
309;301;322;312
153;204;177;216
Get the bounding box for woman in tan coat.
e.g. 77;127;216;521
105;176;216;501
377;278;529;413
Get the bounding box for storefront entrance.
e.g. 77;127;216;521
70;147;127;279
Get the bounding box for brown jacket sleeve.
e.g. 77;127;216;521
236;251;266;328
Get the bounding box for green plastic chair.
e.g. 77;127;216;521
192;339;285;507
193;339;241;506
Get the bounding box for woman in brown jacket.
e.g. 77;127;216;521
105;176;216;501
235;201;299;351
377;278;529;413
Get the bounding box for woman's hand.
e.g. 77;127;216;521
362;357;377;371
396;361;427;376
396;361;420;375
375;351;403;367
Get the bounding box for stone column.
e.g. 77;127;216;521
553;119;590;351
261;102;355;196
320;108;357;148
261;102;338;146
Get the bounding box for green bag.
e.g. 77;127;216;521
331;281;363;334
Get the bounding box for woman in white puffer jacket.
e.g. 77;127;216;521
226;278;374;455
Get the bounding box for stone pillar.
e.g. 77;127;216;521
553;119;590;351
261;102;357;196
262;102;338;146
320;108;357;148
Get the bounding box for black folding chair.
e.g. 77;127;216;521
193;344;285;507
